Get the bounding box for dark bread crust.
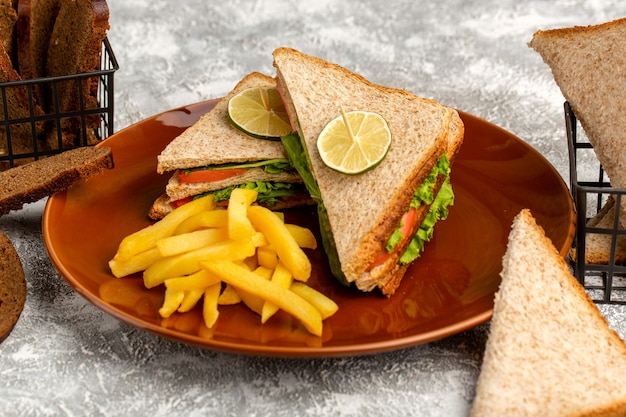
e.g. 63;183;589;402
0;145;113;216
0;230;26;343
16;0;61;108
0;41;45;160
45;0;109;148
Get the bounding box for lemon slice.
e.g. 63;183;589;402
227;87;292;140
317;109;391;174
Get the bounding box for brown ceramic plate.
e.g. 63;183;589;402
42;100;575;357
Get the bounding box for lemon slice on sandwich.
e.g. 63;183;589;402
228;86;292;140
317;109;391;175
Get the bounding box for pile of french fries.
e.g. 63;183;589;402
108;189;338;337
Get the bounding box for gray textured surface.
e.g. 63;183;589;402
2;1;626;416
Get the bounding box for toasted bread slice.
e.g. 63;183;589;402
157;72;290;173
0;230;26;343
0;41;45;163
45;0;109;148
151;72;313;220
273;47;463;295
529;18;626;230
0;145;113;215
470;209;626;417
16;0;61;108
569;196;626;264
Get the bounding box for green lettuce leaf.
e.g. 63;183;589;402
183;158;293;175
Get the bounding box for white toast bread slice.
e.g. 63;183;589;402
569;196;626;264
273;47;463;294
529;18;626;230
470;209;626;417
156;72;290;173
150;72;312;219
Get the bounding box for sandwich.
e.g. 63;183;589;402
149;72;314;220
529;18;626;230
272;47;464;296
470;209;626;417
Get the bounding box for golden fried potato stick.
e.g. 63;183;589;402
202;261;322;336
173;210;228;235
290;282;339;319
109;247;163;278
228;188;257;242
177;288;205;313
156;228;229;257
247;205;312;281
115;195;215;261
202;284;221;328
143;240;255;288
261;262;293;323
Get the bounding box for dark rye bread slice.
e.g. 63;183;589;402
16;0;61;109
0;0;17;64
0;41;45;162
45;0;109;149
273;47;463;295
0;230;26;343
470;209;626;417
0;145;113;216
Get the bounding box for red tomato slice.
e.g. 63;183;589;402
172;197;193;208
367;207;417;271
178;168;247;183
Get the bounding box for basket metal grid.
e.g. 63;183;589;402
0;37;118;169
565;101;626;303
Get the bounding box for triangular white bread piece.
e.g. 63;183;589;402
273;47;464;295
529;18;626;229
470;209;626;417
156;72;289;174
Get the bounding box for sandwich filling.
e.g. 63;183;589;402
281;132;454;288
169;158;308;208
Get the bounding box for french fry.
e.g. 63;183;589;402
285;224;317;249
290;282;339;319
203;284;221;328
109;247;163;278
156;228;229;257
218;284;241;305
164;269;221;291
143;240;255;288
158;287;185;318
178;288;205;313
233;265;273;314
228;188;257;242
115;195;215;261
173;209;229;235
247;205;312;281
261;262;293;323
257;246;278;269
202;261;322;337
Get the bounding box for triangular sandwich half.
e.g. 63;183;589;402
273;47;464;295
529;18;626;229
470;209;626;417
150;72;313;219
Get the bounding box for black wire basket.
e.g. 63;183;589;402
566;101;626;303
0;37;118;170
